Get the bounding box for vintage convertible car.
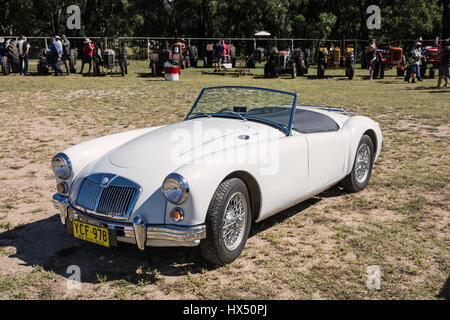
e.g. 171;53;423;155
52;86;382;265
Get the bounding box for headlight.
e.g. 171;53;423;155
162;173;189;204
51;153;72;180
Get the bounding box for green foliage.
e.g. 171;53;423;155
0;0;446;39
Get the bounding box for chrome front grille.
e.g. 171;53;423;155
75;173;141;219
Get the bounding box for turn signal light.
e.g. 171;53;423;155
57;182;68;194
169;208;184;222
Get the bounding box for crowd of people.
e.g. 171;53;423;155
364;37;450;88
1;35;449;87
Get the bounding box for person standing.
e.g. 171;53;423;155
80;38;94;74
213;40;224;72
409;42;423;83
61;35;71;72
437;38;450;88
222;40;229;62
17;35;30;76
365;39;377;80
48;37;63;76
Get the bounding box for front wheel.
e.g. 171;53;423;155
341;135;374;193
200;178;252;265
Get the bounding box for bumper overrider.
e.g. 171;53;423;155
52;193;206;249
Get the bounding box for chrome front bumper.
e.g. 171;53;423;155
52;193;206;249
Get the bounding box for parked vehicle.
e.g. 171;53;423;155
1;39;20;75
264;48;308;78
421;45;441;78
317;43;355;79
246;47;266;68
52;86;382;265
372;45;406;78
150;42;192;76
92;43;128;76
37;47;77;75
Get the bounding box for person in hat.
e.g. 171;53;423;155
407;41;423;83
80;38;94;74
437;38;450;88
17;35;31;76
365;39;377;80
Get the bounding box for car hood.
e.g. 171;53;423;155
107;118;270;169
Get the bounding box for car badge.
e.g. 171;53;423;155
101;177;110;186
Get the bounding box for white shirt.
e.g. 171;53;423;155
17;40;30;56
55;40;63;54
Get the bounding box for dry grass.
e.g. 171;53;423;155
0;60;448;300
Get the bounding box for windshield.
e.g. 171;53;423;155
185;86;298;135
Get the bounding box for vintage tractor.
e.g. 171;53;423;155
92;43;128;76
246;47;266;68
150;42;191;76
186;44;198;67
420;45;441;78
264;48;307;78
1;39;21;75
37;46;77;75
203;43;214;68
372;45;406;78
317;43;355;79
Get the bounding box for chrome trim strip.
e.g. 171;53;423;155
63;205;206;244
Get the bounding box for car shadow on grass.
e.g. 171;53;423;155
0;186;346;285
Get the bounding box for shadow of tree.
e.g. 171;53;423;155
0;185;345;285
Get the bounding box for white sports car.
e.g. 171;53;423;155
52;86;382;265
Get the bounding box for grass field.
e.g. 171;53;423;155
0;60;448;300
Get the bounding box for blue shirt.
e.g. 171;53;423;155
49;42;62;57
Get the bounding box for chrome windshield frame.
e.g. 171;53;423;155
185;86;298;136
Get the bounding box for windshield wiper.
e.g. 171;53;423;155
220;109;247;122
191;112;212;119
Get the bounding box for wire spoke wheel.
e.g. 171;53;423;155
222;192;247;251
355;144;370;184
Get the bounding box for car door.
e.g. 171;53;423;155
305;131;348;193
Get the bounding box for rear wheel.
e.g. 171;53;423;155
65;59;70;75
120;60;126;76
347;66;354;80
1;56;9;75
341;135;374;193
200;178;252;265
70;49;77;73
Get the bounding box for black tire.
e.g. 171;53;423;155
264;63;270;78
200;178;252;265
120;60;126;76
348;66;354;80
397;67;405;77
341;135;375;193
70;49;77;73
1;56;9;75
291;63;297;78
65;59;70;75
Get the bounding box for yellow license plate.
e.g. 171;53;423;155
73;220;110;247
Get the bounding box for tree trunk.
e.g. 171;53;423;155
443;0;450;38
